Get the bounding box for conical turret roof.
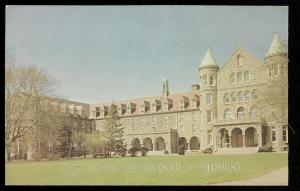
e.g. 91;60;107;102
199;48;219;69
267;33;287;57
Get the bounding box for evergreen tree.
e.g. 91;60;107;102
56;125;72;158
102;104;126;157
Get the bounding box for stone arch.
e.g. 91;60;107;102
178;137;188;150
154;136;166;151
231;128;243;147
131;138;141;149
189;136;200;150
143;137;153;151
245;127;258;147
219;128;230;148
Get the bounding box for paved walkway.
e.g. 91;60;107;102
213;166;288;186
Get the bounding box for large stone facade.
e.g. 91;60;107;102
90;33;289;154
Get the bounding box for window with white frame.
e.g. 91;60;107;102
230;73;236;84
224;108;232;121
237;72;243;83
244;90;251;101
224;93;230;103
231;92;237;102
238;91;244;102
206;93;212;105
237;107;245;119
244;71;250;82
250;106;257;118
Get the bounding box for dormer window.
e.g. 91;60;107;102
118;104;126;116
179;96;189;110
68;104;74;115
151;99;161;113
95;107;100;118
126;103;136;115
163;98;173;112
100;106;108;117
140;101;150;113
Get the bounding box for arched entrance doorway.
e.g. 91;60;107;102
189;137;200;150
178;137;188;150
245;127;258;147
154;137;166;151
231;128;243;147
143;137;153;151
220;128;230;148
131;138;141;149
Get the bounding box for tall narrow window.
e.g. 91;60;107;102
272;127;276;142
237;55;243;67
250;106;257;118
273;64;279;76
231;92;237;102
244;71;250;82
237;107;245;119
224;93;230;103
237;72;243;83
252;89;258;100
96;107;100;117
238;91;244;102
209;75;214;85
268;67;272;77
244;90;251;101
207;110;212;123
230;73;236;84
203;74;208;86
224;108;232;121
282;125;287;142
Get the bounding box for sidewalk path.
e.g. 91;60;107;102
213;166;288;186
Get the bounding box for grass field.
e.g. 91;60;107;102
5;152;288;185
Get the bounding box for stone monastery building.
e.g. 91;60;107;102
11;33;288;160
90;33;288;154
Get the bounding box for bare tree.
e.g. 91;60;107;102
5;58;57;160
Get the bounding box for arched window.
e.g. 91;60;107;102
224;108;232;120
209;75;214;85
224;93;230;103
230;73;236;84
237;72;243;83
244;71;250;82
244;90;251;101
237;107;245;119
237;55;243;67
203;74;208;85
252;89;258;100
231;92;237;102
250;106;257;118
238;91;244;102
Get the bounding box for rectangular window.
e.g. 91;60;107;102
207;110;212;123
209;76;214;85
268;67;272;77
206;93;212;105
274;64;279;76
282;126;287;142
272;127;276;142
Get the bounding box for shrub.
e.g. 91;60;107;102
178;145;185;155
141;147;149;156
258;143;273;152
128;147;140;157
164;150;169;154
202;147;213;154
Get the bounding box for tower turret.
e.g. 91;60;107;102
162;77;169;96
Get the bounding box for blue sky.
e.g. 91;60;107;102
6;6;288;103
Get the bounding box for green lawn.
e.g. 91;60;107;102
6;152;288;185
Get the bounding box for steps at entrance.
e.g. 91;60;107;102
216;147;258;154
